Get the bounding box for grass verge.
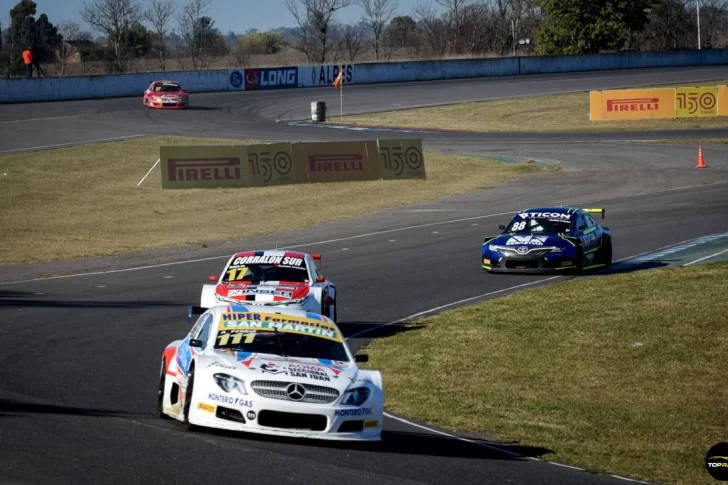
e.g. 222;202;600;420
340;79;728;133
362;262;728;484
0;136;557;264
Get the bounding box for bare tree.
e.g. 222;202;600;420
145;0;176;71
358;0;397;60
414;4;448;58
178;0;217;69
286;0;354;64
692;0;728;48
58;20;81;75
81;0;143;72
434;0;469;54
337;23;366;61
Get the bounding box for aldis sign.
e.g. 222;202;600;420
306;64;354;87
244;67;298;90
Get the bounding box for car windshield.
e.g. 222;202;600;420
222;256;309;283
214;329;349;361
154;83;180;92
506;216;572;234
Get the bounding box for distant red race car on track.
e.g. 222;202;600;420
143;80;189;109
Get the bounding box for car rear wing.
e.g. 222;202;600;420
583;208;605;219
188;304;206;324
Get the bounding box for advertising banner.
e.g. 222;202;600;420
675;86;718;117
589;88;675;121
299;141;379;183
301;64;354;87
719;86;728;116
246;143;307;187
377;139;427;180
244;67;298;90
160;145;246;189
228;70;245;90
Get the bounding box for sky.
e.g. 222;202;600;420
5;0;434;34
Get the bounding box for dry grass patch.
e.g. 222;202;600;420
0;136;556;264
341;79;728;133
362;262;728;485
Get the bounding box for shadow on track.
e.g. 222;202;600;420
0;292;180;310
195;426;551;460
338;321;424;340
0;398;142;419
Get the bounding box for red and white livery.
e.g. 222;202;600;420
143;80;189;109
158;305;383;441
200;250;337;322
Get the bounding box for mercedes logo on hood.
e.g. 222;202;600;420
286;383;306;401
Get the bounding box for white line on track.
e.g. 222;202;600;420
0;134;147;153
0;114;85;124
683;247;728;266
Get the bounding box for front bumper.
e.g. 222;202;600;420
189;392;382;441
148;98;189;109
482;254;576;274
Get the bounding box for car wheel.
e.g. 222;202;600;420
602;237;613;268
574;245;585;272
183;364;197;431
158;359;169;419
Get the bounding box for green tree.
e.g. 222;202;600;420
7;0;61;75
535;0;654;54
119;21;151;58
384;15;417;49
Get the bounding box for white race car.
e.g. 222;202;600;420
200;250;337;322
159;304;383;441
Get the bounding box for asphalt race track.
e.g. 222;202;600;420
2;66;728;485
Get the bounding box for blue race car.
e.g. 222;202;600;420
482;207;612;273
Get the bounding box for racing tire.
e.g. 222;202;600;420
183;364;197;431
158;359;169;419
574;245;585;273
602;237;613;268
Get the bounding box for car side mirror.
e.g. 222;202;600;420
499;225;506;230
315;276;325;283
355;354;369;363
189;338;204;348
312;253;321;260
208;275;217;282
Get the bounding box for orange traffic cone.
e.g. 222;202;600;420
697;145;707;168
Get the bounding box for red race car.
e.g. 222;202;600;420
143;80;189;109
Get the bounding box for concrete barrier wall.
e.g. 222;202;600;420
0;69;234;103
2;48;727;103
354;57;520;84
518;49;728;75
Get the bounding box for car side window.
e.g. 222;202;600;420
190;313;212;339
576;215;587;231
196;315;213;346
585;215;596;228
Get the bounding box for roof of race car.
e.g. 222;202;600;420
519;207;581;214
210;303;342;342
230;249;308;259
151;80;180;84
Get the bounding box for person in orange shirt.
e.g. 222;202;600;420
22;47;34;78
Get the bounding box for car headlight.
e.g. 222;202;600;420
213;373;247;394
341;387;370;406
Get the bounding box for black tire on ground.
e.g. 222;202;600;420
574;245;585;272
158;359;169;419
183;365;196;431
603;237;613;268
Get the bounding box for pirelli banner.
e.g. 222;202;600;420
590;86;728;121
160;139;426;189
589;88;676;121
